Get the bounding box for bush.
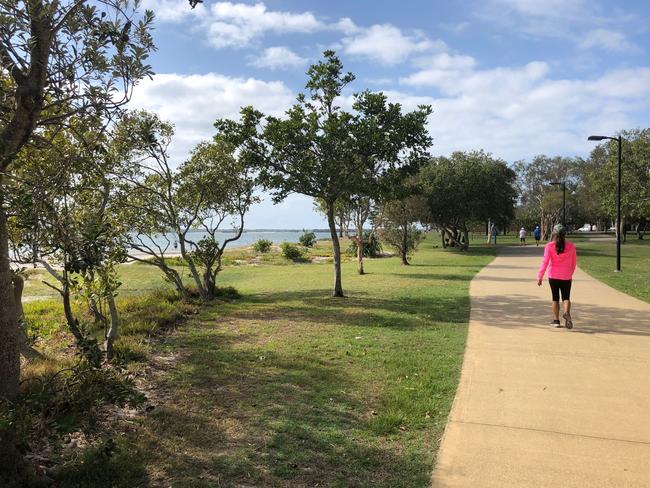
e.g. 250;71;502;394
214;286;241;299
347;231;383;258
280;242;307;262
4;364;145;450
252;239;273;254
298;231;317;248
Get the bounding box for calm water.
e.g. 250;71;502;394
134;229;332;253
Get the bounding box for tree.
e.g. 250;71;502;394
514;156;578;238
314;197;352;238
420;151;517;250
116;111;257;300
216;51;431;295
380;195;427;265
587;129;650;240
8;119;126;363
0;0;154;404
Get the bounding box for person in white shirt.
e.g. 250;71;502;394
519;227;527;246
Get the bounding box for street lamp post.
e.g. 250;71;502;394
550;181;566;226
588;134;622;272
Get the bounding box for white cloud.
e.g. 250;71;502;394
395;56;650;160
579;29;637;52
141;1;356;49
140;0;205;22
342;24;446;65
129;72;330;228
129;72;294;161
479;0;638;50
249;46;308;70
205;2;323;48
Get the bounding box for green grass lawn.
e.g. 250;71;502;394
41;237;496;488
576;237;650;304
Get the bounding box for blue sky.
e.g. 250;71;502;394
132;0;650;228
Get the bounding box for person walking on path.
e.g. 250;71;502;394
519;227;527;246
537;224;577;328
533;225;541;246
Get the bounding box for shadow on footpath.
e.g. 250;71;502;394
472;293;650;337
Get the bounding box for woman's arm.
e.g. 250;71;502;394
571;244;577;275
537;244;551;283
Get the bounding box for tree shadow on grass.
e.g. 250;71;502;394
133;328;434;488
235;288;472;328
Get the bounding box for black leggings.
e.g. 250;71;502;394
549;279;572;301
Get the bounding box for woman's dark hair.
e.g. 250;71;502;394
553;227;566;254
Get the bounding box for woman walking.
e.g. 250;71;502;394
537;224;577;328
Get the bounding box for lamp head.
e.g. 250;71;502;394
588;135;608;141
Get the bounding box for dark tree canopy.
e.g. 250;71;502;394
420;150;517;249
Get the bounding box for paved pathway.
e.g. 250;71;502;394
432;246;650;488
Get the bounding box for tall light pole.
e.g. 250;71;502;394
550;181;566;226
588;134;622;272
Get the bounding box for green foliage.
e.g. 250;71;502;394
280;242;308;262
382;224;424;262
252;239;273;254
213;286;241;300
587;129;650;222
420;151;517;247
4;364;144;447
298;231;317;247
215;50;432;296
117;112;258;299
347;231;383;257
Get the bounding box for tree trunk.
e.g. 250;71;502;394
0;206;20;402
104;294;119;361
356;221;364;275
61;282;84;344
461;227;470;251
12;273;42;360
401;224;409;265
178;236;207;300
326;202;344;297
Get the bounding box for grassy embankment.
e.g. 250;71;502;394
21;236;498;487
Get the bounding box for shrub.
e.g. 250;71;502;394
347;231;383;258
5;364;145;450
280;242;307;262
298;231;317;248
252;239;273;254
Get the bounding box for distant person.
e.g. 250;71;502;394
533;225;542;246
518;227;527;246
491;224;498;245
537;224;577;329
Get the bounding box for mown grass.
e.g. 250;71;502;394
576;237;650;304
19;238;355;303
65;238;496;488
18;234;501;487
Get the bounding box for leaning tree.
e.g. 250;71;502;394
0;1;153;477
115;111;258;300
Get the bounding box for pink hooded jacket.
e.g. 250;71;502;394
537;240;577;281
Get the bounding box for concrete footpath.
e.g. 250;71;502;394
432;246;650;488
